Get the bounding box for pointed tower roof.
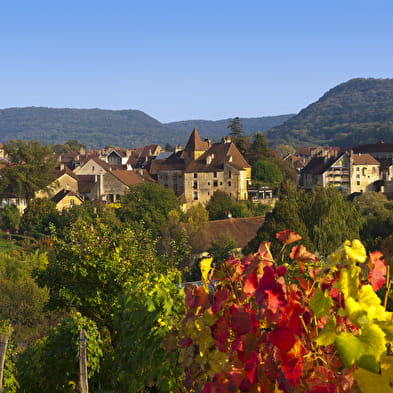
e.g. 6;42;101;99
184;128;210;151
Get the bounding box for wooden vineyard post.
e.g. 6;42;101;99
0;334;8;393
79;329;88;393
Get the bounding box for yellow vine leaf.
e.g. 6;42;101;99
200;257;213;290
355;354;393;393
344;239;367;264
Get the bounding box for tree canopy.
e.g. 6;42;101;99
0;139;57;199
117;183;181;234
246;184;362;255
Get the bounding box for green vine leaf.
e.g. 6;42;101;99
309;287;333;318
335;324;386;372
315;316;336;346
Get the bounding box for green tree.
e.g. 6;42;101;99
1;140;57;200
116;271;184;392
0;205;20;232
117;183;180;235
245;184;362;256
245;182;311;254
0;250;50;344
208;232;236;267
227;117;244;137
20;198;61;235
17;313;103;393
38;220;161;328
0;321;17;393
160;209;192;273
252;159;283;187
354;192;393;251
184;203;209;252
245;132;272;164
206;190;235;220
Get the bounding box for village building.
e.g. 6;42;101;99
35;167;80;199
90;170;154;203
50;189;84;210
349;153;380;193
152;129;251;207
300;150;383;194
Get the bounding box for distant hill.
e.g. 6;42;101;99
0;107;185;148
166;115;294;141
265;78;393;148
0;107;292;149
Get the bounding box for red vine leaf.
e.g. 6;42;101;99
290;245;318;262
276;230;302;245
368;251;387;291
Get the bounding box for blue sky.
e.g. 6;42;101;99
1;0;392;122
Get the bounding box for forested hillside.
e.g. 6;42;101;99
0;107;184;148
265;78;393;147
166;114;294;140
0;107;291;148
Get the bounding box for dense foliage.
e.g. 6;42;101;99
0;321;17;393
17;313;103;393
38;220;161;329
116;271;185;392
0;140;57;200
266;78;393;147
206;190;268;220
117;183;181;235
246;184;362;255
179;233;392;392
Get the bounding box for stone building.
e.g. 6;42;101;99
300;150;381;194
152;129;251;207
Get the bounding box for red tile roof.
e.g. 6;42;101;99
184;128;210;151
351;153;380;165
109;170;149;186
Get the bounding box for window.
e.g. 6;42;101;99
357;181;360;185
70;199;74;207
228;181;232;187
193;181;198;189
208;182;210;186
116;194;120;201
220;182;223;185
356;174;360;179
213;181;218;187
229;171;232;178
194;191;198;200
356;167;360;171
214;172;217;178
92;166;95;172
194;173;198;178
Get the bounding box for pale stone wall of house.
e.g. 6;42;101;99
36;174;79;199
350;164;380;193
157;170;184;196
55;195;83;211
184;165;249;207
74;160;107;175
100;173;129;202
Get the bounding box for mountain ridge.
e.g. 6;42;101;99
0;106;292;148
265;78;393;147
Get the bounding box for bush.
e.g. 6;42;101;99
17;313;103;393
